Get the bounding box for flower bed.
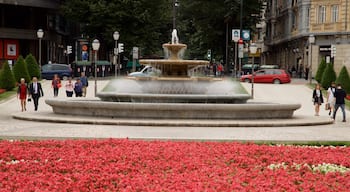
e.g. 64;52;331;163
0;139;349;191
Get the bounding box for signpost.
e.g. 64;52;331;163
132;47;139;72
232;29;240;77
238;38;244;76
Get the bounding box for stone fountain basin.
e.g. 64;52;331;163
45;99;301;120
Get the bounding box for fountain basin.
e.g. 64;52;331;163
46;99;301;119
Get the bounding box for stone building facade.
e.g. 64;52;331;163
265;0;350;78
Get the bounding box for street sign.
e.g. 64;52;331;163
242;30;250;41
118;43;124;53
133;47;139;59
232;29;240;42
238;39;244;58
67;46;72;54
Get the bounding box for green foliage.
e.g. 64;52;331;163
12;56;31;83
178;0;262;59
0;60;16;91
315;59;326;83
321;63;337;89
335;66;350;93
25;54;41;79
61;0;171;55
61;0;263;59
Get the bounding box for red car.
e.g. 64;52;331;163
240;69;291;84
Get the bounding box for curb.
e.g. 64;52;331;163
12;112;334;127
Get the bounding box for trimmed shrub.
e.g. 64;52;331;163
25;54;41;79
12;55;31;83
321;63;337;89
335;66;350;93
0;60;16;91
315;59;326;83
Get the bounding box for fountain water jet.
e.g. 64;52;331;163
46;30;300;120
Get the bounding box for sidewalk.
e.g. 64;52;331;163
0;78;349;141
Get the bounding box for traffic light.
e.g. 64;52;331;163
118;43;124;53
331;44;336;58
67;45;72;54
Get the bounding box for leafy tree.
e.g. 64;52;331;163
315;59;326;83
61;0;263;60
321;63;337;89
12;56;31;83
0;60;16;91
335;66;350;93
25;54;41;79
61;0;171;55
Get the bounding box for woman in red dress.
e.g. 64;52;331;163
17;78;28;112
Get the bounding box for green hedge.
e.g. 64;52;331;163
0;60;16;91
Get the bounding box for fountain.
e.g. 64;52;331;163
45;30;300;120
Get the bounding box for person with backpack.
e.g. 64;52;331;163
326;82;336;116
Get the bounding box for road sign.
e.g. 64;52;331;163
232;29;240;42
67;46;72;54
242;30;250;41
238;39;244;58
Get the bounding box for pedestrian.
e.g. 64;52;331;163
312;83;324;116
217;63;224;77
28;77;44;111
65;77;74;97
212;63;217;77
17;78;28;112
51;74;61;97
332;83;347;122
74;78;83;97
326;82;336;116
80;72;88;97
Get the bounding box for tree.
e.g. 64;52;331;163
0;60;16;91
321;63;337;89
335;66;350;93
25;54;41;79
12;56;31;83
61;0;171;55
315;59;326;83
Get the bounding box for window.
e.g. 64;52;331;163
331;5;339;22
318;6;326;23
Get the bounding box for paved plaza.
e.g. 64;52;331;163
0;78;349;142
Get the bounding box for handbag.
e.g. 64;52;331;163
325;103;330;110
27;98;31;102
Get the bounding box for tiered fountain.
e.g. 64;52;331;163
46;30;300;120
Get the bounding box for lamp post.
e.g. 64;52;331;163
92;39;100;97
308;34;315;84
37;29;44;69
173;0;179;29
249;43;258;99
113;31;120;77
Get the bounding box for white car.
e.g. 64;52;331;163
128;66;161;77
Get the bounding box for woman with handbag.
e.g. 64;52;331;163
17;78;28;112
312;84;324;116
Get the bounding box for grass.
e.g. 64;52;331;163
0;89;16;102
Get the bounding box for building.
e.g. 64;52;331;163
0;0;73;69
264;0;350;78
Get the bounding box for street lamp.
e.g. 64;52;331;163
37;29;44;68
249;43;258;99
173;0;179;29
92;39;100;97
113;31;120;77
308;34;315;84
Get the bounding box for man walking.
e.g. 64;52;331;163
333;83;347;122
80;72;88;97
28;77;44;111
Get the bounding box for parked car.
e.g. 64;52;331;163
240;69;291;84
242;64;260;75
41;64;73;80
128;65;161;77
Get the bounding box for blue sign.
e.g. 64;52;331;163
242;30;250;41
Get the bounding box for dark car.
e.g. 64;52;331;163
240;69;291;84
41;64;73;80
